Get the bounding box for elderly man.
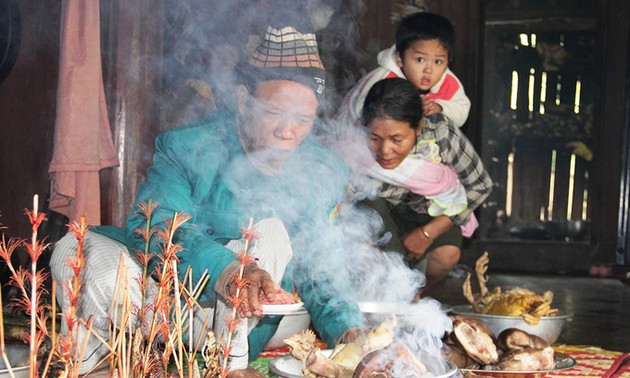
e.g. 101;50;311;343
51;24;364;377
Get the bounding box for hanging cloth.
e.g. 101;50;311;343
48;0;119;225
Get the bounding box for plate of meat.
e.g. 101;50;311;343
446;316;577;377
460;352;577;377
260;287;304;315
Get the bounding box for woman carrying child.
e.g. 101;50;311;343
347;78;491;287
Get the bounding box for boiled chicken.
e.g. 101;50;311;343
462;252;558;325
284;316;397;378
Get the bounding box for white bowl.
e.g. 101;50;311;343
450;304;572;344
265;309;311;350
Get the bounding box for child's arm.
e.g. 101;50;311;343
425;69;471;127
422;96;443;118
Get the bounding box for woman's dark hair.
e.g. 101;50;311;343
361;78;423;129
395;12;455;63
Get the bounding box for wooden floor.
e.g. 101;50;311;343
423;269;630;353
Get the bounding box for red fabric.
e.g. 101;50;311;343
425;73;459;101
48;0;119;225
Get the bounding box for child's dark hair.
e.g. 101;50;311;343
395;12;456;63
362;78;423;130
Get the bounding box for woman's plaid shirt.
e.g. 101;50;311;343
380;113;493;226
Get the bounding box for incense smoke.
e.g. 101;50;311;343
153;0;451;362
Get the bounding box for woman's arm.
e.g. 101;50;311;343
401;215;454;259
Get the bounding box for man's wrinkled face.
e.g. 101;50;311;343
238;80;318;173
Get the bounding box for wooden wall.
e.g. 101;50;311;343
595;0;630;261
100;0;165;227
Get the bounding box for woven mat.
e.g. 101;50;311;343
547;345;629;377
251;344;630;378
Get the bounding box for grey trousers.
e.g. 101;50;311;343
50;218;295;373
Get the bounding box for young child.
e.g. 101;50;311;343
336;11;470;128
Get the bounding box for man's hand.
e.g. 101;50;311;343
229;264;277;318
335;327;365;346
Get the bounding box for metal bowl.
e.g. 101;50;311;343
358;300;452;327
461;352;577;378
508;224;548;240
451;305;572;344
0;342;29;378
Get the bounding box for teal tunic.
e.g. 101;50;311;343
95;110;363;359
